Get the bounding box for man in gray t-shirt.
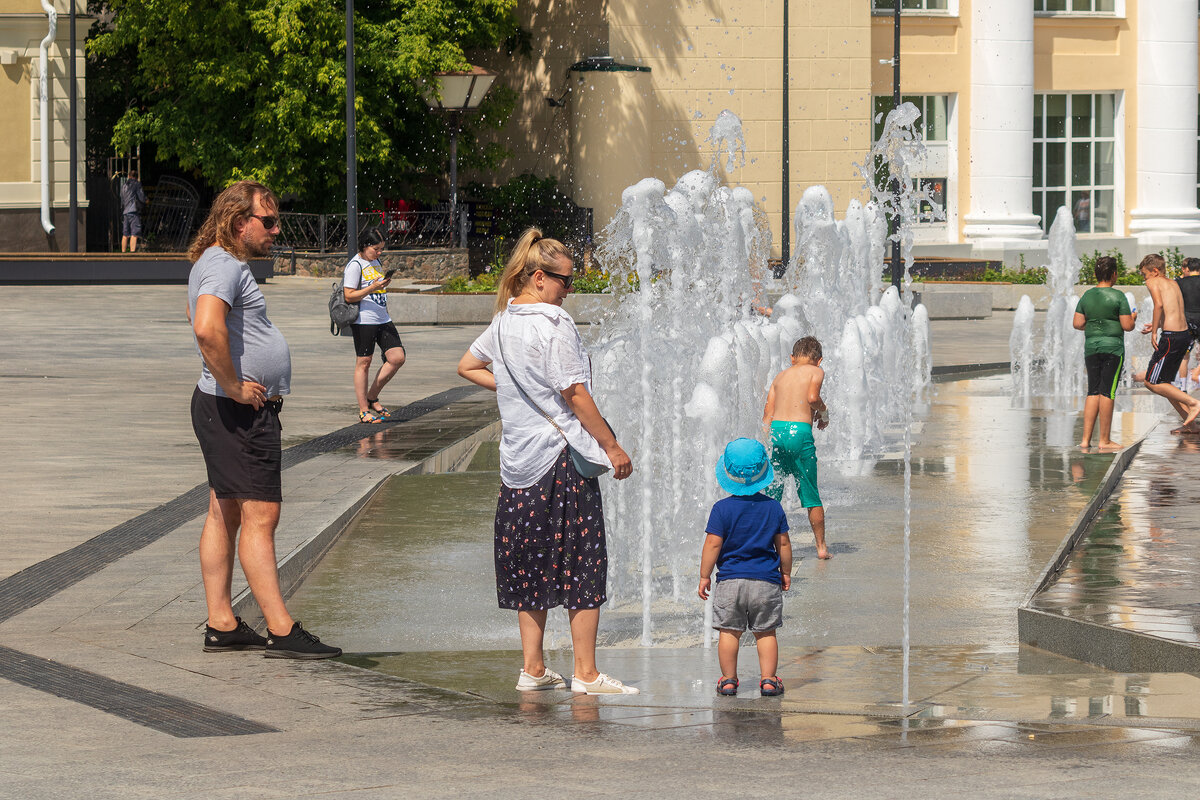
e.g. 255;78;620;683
120;170;147;253
188;180;340;660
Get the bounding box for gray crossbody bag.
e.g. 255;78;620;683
495;316;612;479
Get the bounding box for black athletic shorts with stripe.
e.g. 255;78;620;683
1085;353;1123;399
1145;330;1194;385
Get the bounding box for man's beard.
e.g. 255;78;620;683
245;237;274;258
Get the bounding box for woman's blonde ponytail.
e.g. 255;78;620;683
493;227;570;313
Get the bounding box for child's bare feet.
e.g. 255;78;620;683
817;547;831;560
1183;400;1200;430
1097;440;1122;452
1079;440;1091;451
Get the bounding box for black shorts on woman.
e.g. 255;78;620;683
350;321;404;358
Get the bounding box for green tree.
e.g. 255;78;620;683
88;0;517;209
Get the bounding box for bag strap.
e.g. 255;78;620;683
495;314;572;446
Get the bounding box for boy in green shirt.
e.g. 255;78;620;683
1073;256;1136;450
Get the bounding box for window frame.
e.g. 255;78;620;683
871;93;954;230
870;0;957;16
1033;0;1124;17
1032;92;1120;236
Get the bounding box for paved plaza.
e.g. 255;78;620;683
3;278;1200;798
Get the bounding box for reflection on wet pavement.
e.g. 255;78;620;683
1031;423;1200;648
339;644;1200;752
292;375;1159;651
292;375;1200;752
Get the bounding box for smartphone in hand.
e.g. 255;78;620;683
384;269;397;279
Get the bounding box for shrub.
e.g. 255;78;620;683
441;267;610;293
1080;248;1142;284
573;269;611;294
441;272;498;293
980;262;1048;284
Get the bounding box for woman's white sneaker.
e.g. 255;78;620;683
571;673;639;694
516;668;567;691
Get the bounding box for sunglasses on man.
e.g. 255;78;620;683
250;214;279;230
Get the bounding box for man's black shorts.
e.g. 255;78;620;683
350;322;404;358
121;213;142;237
191;387;283;503
1145;330;1194;385
1085;352;1123;399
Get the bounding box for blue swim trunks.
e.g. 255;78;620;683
766;420;822;508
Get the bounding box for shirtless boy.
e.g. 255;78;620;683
763;337;830;559
1134;253;1200;433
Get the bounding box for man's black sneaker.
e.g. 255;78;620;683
264;622;342;660
203;617;267;652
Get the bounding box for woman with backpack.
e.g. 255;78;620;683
343;228;404;423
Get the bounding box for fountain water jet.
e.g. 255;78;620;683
591;107;935;647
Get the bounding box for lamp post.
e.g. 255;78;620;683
777;0;787;268
425;67;497;247
345;0;357;256
889;2;902;293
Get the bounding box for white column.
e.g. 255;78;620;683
962;0;1043;243
1129;0;1200;240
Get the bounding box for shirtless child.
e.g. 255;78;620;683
1134;253;1200;433
763;336;831;559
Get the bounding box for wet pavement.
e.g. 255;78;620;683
1030;421;1200;656
7;281;1200;796
290;375;1161;651
349;644;1200;731
286;375;1200;747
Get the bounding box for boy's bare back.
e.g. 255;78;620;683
1145;274;1189;332
764;361;826;427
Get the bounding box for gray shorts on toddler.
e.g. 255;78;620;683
711;577;783;632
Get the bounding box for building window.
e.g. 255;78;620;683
1033;93;1116;234
873;95;948;143
874;95;950;224
872;0;950;12
1034;0;1116;13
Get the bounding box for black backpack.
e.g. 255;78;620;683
328;281;358;335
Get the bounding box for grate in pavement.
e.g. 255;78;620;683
0;645;278;737
0;384;485;624
0;385;485;737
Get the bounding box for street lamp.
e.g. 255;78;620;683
425;66;497;247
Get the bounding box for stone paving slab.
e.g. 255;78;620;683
7;279;1200;795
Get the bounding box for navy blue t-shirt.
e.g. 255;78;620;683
705;493;790;584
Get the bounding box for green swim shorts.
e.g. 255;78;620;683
765;420;822;508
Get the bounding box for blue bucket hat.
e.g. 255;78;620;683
715;438;775;496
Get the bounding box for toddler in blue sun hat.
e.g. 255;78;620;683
697;437;793;697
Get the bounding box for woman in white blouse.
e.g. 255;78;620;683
457;228;637;695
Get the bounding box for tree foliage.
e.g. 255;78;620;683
88;0;518;209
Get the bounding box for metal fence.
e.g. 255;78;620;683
275;210;454;253
141;177;201;252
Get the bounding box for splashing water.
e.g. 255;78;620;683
1010;296;1036;399
705;109;746;172
591;108;933;647
1010;207;1085;402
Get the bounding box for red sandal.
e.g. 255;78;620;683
759;677;785;696
716;676;739;696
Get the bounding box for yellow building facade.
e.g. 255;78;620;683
480;0;1200;262
0;0;87;251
